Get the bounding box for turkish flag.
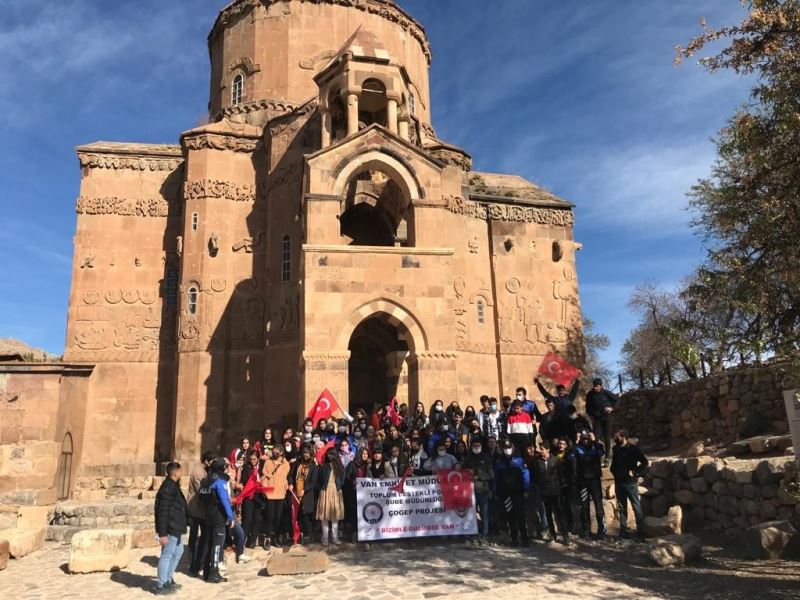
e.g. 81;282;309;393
231;471;272;505
289;491;302;544
316;439;335;465
437;469;474;511
390;466;414;494
308;388;340;427
537;352;581;387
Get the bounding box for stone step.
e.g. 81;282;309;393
48;522;158;548
53;498;154;528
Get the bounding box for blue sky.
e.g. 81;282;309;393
0;0;750;371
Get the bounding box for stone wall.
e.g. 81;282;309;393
615;362;797;447
643;456;800;532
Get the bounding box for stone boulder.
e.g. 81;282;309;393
644;505;682;538
754;458;791;485
68;529;132;574
684;442;704;458
649;460;671;479
265;549;329;576
673;490;696;505
0;538;8;570
743;521;800;560
648;534;703;567
0;527;47;558
686;456;714;478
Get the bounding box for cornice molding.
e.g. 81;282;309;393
76;196;181;218
183;133;262;153
445;196;575;227
214;98;299;121
208;0;432;64
184;179;258;203
302;244;454;256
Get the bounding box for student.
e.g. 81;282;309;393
566;405;594;445
572;431;607;539
256;427;276;459
198;458;233;583
424;440;458;472
370;446;388;478
464;438;493;544
482;397;506;440
539;398;565;448
384;444;408;478
408;438;429;476
507;401;535;450
554;437;580;537
515;387;543;423
260;445;290;550
454;440;468;465
530;446;569;545
535;376;581;418
493;440;530;547
316;448;346;546
228;438;250;471
154;462;189;595
610;430;648;541
405;401;428;431
239;450;262;548
289;446;319;545
585;378;620;466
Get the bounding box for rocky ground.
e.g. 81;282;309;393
1;532;799;600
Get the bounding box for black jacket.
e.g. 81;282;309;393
539;412;567;445
586;389;620;419
290;460;319;515
530;456;562;497
610;443;648;484
154;477;189;538
567;415;594;441
571;442;605;481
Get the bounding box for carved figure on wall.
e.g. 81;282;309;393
105;289;122;304
279;293;299;331
83;289;100;305
142;307;161;329
135;257;142;267
122;289;139;304
75;326;107;350
140;289;157;305
232;231;265;253
114;323;142;350
209;232;219;257
180;320;200;340
529;240;537;257
468;235;479;254
506;277;521;294
546;321;568;344
80;254;95;269
211;278;227;293
553;265;577;324
498;295;516;343
176;236;183;258
453;276;466;299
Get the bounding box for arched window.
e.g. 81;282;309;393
409;93;417;116
476;299;485;324
281;236;291;283
191;212;199;232
232;74;244;106
187;286;199;315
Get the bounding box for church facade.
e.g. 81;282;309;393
63;0;583;481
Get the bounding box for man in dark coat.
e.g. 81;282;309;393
585;378;620;466
154;462;190;594
199;458;234;583
610;430;649;540
530;445;569;545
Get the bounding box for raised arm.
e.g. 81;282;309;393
535;378;554;401
568;377;581;401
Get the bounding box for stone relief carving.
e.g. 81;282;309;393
211;279;227;293
183;134;260;153
184;180;256;203
468;235;479;254
176;236;183;258
75;195;179;218
553;265;577;324
106;290;122;304
122;290;139;304
278;292;300;332
445;196;574;227
216;97;297;121
228;56;261;75
245;297;265;341
75;305;111;322
209;233;220;257
268;163;304;189
80;253;95;269
78;153;182;172
83;290;100;305
75;326;107;350
232;232;265;253
180;319;200;341
453;276;466;299
134;258;142;268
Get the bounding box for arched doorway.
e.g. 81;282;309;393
347;314;415;415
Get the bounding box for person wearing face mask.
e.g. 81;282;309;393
554;437;580;538
424;440;458;472
405;401;428;431
281;429;297;463
464;438;493;544
370;447;388;478
154;461;190;594
316;449;346;546
515;387;543;423
352;424;368;451
198;458;234;583
477;395;491;430
571;431;607;539
228;437;251;474
507;400;535;451
454;440;469;465
335;419;355;450
315;418;330;442
610;430;648;541
260;445;290;550
451;413;469;443
426;420;456;457
445;400;463;422
466;418;484;447
482;397;506;440
493;440;530;547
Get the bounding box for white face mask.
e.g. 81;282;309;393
285;444;292;452
442;425;449;432
472;447;482;455
489;404;497;413
570;414;578;420
503;448;513;457
437;449;447;456
390;457;398;464
339;426;347;433
304;425;312;432
434;405;443;412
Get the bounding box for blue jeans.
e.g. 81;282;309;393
475;492;490;537
226;521;245;556
531;487;547;534
615;482;644;535
157;534;184;589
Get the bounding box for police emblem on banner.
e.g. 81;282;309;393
362;502;384;525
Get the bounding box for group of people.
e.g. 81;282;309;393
152;376;649;594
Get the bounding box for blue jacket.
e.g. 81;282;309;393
426;431;456;456
521;399;542;421
199;473;234;523
493;455;531;496
536;379;580;417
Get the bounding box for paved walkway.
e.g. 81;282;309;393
2;535;799;599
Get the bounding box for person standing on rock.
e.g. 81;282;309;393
610;430;648;541
154;462;190;595
585;378;619;466
187;450;216;576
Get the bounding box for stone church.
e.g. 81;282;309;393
62;0;583;483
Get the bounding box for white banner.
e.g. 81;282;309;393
356;475;478;541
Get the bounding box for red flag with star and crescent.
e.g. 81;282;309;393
437;469;474;511
385;397;403;427
308;388;341;428
315;440;335;465
537;352;581;388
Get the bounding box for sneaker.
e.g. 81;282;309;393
262;538;271;551
154;586;176;596
332;538;341;546
563;534;573;546
237;553;252;564
167;580;182;590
